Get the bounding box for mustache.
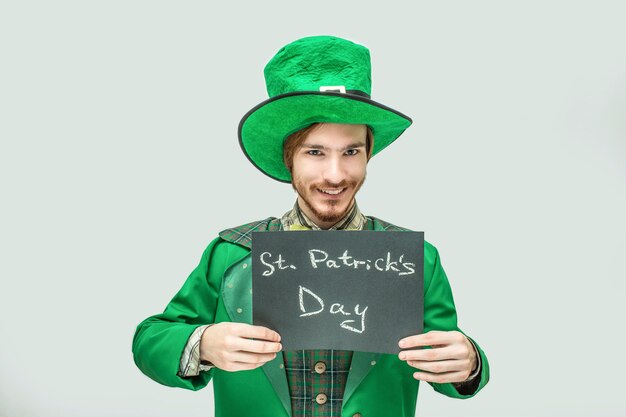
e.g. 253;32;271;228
309;180;355;189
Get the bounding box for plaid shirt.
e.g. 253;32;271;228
281;202;366;417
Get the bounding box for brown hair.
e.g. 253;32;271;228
282;123;374;174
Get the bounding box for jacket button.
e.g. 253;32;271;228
315;393;327;405
314;361;326;374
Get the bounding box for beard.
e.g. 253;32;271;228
292;174;366;224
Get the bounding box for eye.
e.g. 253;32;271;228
345;149;359;156
306;149;322;156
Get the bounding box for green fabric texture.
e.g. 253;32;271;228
132;216;490;417
264;36;372;97
238;35;412;183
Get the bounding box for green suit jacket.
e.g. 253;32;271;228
132;217;489;417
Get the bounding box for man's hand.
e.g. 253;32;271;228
398;330;477;383
200;322;282;372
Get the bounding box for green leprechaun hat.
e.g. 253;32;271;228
238;35;413;183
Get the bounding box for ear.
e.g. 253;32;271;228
366;126;374;160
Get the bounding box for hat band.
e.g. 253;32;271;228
318;85;370;99
345;89;370;98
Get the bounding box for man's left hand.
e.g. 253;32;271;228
398;330;477;383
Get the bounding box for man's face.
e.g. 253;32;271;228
291;123;368;229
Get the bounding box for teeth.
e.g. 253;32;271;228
320;188;343;195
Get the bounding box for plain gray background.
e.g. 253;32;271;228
1;1;625;416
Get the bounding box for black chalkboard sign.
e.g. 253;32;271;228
252;231;424;354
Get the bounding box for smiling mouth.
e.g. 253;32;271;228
318;188;346;196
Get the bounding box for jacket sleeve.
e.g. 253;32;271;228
422;242;490;398
132;237;231;390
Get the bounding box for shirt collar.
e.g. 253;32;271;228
281;200;366;231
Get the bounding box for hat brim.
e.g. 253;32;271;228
238;91;412;183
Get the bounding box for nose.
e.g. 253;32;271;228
322;155;345;185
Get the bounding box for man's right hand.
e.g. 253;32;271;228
199;322;282;372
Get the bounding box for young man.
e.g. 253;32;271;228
133;36;489;417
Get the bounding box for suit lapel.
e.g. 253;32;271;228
221;222;292;417
261;353;292;417
343;351;382;402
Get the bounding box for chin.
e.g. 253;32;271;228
308;199;353;223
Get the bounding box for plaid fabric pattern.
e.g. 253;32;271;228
281;201;366;232
179;324;211;376
283;350;353;417
282;201;365;417
218;217;283;247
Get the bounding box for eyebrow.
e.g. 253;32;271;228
301;142;366;151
